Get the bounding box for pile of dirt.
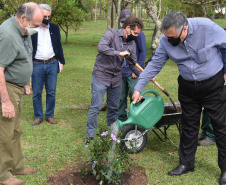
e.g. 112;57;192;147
47;162;148;185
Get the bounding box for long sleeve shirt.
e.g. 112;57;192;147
93;28;141;88
122;30;147;77
135;17;226;93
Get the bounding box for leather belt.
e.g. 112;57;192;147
6;81;23;88
34;56;55;63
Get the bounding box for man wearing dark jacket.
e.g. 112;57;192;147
118;9;146;121
31;4;65;125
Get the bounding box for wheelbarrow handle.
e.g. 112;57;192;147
125;55;178;111
125;55;167;93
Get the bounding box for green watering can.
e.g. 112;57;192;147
116;89;164;130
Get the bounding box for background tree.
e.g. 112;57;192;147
0;0;57;24
51;0;85;43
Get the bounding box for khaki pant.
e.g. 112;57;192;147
0;83;25;181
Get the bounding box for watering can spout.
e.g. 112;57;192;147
116;120;123;129
116;89;164;130
116;118;136;129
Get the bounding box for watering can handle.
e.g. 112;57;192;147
140;89;161;97
130;89;161;111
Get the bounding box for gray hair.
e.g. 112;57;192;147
161;12;188;32
39;4;52;13
15;3;35;21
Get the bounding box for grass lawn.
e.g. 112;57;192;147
19;19;226;184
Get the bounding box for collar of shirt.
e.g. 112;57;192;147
12;15;26;37
187;20;193;37
40;23;50;30
118;28;125;40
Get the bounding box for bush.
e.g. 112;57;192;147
84;123;132;185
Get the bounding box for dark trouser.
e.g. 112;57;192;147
118;76;138;121
201;110;215;141
178;69;226;172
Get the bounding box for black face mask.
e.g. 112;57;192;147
42;19;50;25
167;26;184;46
126;29;137;42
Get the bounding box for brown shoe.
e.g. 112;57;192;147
32;119;43;126
0;176;24;185
47;118;57;124
12;168;37;175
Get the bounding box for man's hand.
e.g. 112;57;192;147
2;101;15;119
132;90;143;104
119;51;130;58
132;73;138;79
24;85;30;95
224;74;226;85
0;67;15;119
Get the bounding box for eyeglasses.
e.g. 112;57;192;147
23;39;32;54
43;15;51;19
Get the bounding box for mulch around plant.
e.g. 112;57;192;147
47;162;148;185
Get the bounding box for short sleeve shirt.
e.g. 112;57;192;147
0;16;33;86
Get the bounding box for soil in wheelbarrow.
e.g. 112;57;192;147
47;162;148;185
164;106;182;114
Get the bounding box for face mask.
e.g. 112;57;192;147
167;26;184;46
126;29;137;42
18;19;39;35
42;19;50;25
120;22;124;28
22;6;39;35
26;25;39;35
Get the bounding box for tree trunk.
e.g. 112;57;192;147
142;0;162;61
90;3;93;20
65;26;69;44
111;1;114;28
103;0;106;19
107;0;112;29
137;1;142;18
113;0;122;28
95;0;97;22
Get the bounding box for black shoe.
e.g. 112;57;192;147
220;172;226;185
84;137;93;147
168;165;194;176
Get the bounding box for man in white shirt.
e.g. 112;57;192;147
31;4;65;125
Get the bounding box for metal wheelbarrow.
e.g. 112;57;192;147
116;89;182;153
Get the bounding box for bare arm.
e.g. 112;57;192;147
0;67;15;119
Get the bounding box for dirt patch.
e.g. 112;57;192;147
47;162;148;185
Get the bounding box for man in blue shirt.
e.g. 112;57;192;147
132;12;226;185
118;9;146;122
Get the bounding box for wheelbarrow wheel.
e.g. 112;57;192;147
121;124;147;154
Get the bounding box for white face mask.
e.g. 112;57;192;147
21;6;40;35
18;19;39;35
25;23;39;35
120;22;124;28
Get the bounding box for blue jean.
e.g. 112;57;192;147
86;75;122;138
32;59;58;119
